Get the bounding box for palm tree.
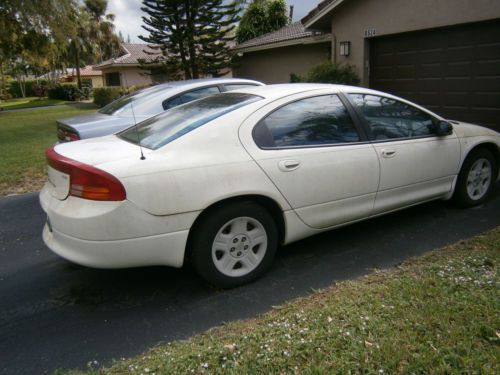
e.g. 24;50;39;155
71;0;121;88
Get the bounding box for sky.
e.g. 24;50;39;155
107;0;324;43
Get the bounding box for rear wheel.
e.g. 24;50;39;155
189;202;278;288
453;148;497;207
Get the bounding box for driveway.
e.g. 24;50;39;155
1;189;499;374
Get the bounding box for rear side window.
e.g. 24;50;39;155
119;93;262;150
180;86;220;103
163;86;221;110
253;95;360;148
348;94;436;139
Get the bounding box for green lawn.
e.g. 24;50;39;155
68;228;500;375
0;97;73;110
0;104;97;196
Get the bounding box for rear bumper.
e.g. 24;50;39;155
43;223;189;268
40;182;199;269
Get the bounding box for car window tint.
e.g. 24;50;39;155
253;95;359;148
348;94;436;140
179;86;221;104
118;93;262;150
98;85;170;116
163;95;183;110
224;84;258;91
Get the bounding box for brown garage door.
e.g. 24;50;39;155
370;19;500;131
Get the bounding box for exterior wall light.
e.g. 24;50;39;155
339;41;351;56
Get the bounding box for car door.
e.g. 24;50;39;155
346;93;461;214
239;90;380;229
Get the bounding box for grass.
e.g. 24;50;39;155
68;227;500;375
0;104;97;196
0;96;73;110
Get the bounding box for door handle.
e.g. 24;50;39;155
381;148;396;158
278;160;301;171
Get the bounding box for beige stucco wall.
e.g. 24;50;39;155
233;42;331;83
101;67;153;88
89;76;103;88
328;0;500;86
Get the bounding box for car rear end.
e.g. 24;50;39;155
40;138;192;269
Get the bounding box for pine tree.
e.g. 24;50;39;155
140;0;240;79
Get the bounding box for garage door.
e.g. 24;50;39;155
370;19;500;131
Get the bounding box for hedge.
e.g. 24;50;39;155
47;84;91;101
8;80;49;98
308;62;360;85
290;62;361;86
93;85;146;107
93;86;123;107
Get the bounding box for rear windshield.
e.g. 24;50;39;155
118;93;261;150
98;85;170;116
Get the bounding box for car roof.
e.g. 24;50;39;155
228;83;395;100
149;77;263;91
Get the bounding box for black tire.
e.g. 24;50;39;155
453;148;497;207
189;202;278;288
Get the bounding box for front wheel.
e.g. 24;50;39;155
453;148;497;207
189;202;278;288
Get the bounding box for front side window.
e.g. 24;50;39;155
348;94;436;140
253;95;360;148
119;93;262;150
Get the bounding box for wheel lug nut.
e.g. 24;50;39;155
242;237;246;242
233;238;238;243
237;251;242;256
244;245;248;250
230;247;235;252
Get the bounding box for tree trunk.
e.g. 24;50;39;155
185;1;199;79
16;74;26;98
74;46;82;89
0;62;4;102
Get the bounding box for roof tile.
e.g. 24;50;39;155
233;22;328;50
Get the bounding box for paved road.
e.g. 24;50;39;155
1;189;499;374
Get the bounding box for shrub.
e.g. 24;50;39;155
306;61;360;86
93;86;122;107
8;79;49;97
290;73;303;83
47;84;90;101
32;83;48;97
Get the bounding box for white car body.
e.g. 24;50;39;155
40;84;500;275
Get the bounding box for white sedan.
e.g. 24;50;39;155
40;84;500;287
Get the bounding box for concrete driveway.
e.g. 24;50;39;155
0;189;499;374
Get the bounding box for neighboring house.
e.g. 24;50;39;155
62;66;103;88
94;43;166;88
232;22;332;83
302;0;500;130
233;0;500;131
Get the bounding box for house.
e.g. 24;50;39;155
94;43;166;88
302;0;500;130
235;0;500;131
61;66;103;88
232;22;332;83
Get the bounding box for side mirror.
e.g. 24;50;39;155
434;121;453;136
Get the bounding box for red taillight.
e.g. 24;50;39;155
46;147;126;201
57;127;81;142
